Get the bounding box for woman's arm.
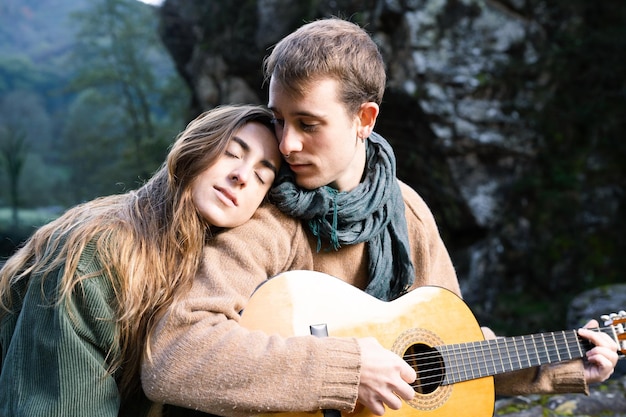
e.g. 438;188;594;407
0;269;120;416
142;205;365;416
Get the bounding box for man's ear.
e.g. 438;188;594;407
357;102;379;139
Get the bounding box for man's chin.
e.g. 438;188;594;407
295;178;324;190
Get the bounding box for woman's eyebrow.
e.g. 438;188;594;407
232;136;250;152
232;136;278;175
262;160;278;175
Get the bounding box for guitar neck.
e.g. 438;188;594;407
437;327;609;385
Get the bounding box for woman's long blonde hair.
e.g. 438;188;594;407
0;104;275;398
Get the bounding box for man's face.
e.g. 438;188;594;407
191;122;281;228
268;77;365;192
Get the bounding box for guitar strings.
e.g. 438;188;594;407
402;326;607;365
396;328;607;390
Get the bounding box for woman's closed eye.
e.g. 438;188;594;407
252;170;265;185
255;166;277;185
225;150;241;159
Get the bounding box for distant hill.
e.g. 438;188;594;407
0;0;92;65
0;0;186;212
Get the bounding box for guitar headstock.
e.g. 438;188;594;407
601;311;626;355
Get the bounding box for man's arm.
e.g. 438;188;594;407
494;320;619;396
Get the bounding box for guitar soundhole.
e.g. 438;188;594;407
404;343;444;395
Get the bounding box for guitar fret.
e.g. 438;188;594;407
570;330;584;357
551;333;561;362
558;331;572;361
563;332;574;358
441;345;455;384
458;343;470;382
540;333;551;363
479;340;491;378
494;339;505;374
531;334;541;365
447;344;458;384
507;337;520;370
510;336;522;371
576;331;586;356
490;339;503;374
519;336;531;369
452;344;465;384
460;342;470;382
468;341;477;380
458;343;472;378
476;340;489;378
498;337;511;372
499;337;513;372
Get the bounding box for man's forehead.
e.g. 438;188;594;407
268;77;339;115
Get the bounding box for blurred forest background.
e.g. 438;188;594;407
0;0;190;246
0;0;625;335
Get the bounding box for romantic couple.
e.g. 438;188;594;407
0;17;619;417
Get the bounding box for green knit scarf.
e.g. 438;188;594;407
269;132;415;301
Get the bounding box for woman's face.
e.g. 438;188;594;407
191;122;282;228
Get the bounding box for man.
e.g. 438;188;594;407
142;18;618;416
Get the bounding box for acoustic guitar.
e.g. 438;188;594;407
240;270;626;417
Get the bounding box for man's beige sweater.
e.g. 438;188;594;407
142;181;586;416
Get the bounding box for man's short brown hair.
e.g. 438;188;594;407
263;18;386;115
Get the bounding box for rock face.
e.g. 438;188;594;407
157;0;625;334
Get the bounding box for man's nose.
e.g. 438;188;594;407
279;125;303;157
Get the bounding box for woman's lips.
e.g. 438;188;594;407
215;186;238;206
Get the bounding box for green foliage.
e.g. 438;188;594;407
68;0;176;180
0;207;62;260
0;126;29;228
0;56;54;93
0;0;189;255
0;207;59;230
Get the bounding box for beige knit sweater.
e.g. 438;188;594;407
142;181;586;416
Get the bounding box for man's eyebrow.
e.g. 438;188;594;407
268;106;323;119
232;136;278;175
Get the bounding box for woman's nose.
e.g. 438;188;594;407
230;166;250;185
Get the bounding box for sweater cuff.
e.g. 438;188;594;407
494;359;588;396
547;360;588;395
319;338;361;411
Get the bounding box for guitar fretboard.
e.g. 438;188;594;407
438;329;600;385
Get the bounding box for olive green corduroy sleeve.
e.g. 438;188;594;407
0;265;121;417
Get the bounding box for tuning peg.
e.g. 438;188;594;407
602;311;626;326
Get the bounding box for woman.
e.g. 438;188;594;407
0;104;282;416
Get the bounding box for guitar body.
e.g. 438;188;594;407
240;270;494;417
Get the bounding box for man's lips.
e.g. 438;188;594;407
287;161;310;171
214;186;238;206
